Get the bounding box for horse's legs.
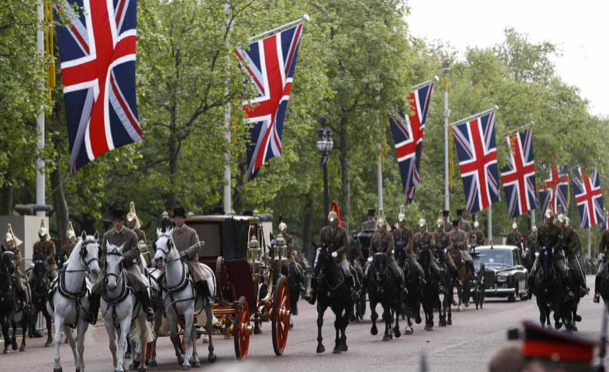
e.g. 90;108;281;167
393;305;401;337
333;313;341;354
52;315;65;371
149;311;162;367
316;304;326;353
189;317;200;368
370;300;378;336
10;318;17;350
1;316;11;354
382;303;392;341
76;321;89;372
167;312;184;365
340;307;349;351
19;313;27;351
205;306;216;363
45;310;53;347
105;320;118;369
136;315;148;371
181;307;194;370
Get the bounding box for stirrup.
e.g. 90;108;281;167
565;290;575;301
438;285;446;294
593;294;600;303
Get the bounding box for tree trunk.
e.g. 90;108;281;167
339;115;350;233
50;158;69;251
0;185;13;215
302;193;313;260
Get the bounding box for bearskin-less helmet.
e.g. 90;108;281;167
418;218;427;228
328;211;338;222
279;222;287;231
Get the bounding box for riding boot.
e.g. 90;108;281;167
561;275;575;301
348;276;360;301
305;277;318;305
138;290;155;322
434;270;446;294
85;292;100;325
196;280;212;303
594;293;601;303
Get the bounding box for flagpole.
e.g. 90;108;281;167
223;1;232;214
442;61;450;212
377;106;383;213
450;106;499;127
488;205;493;242
36;0;45;217
589;228;592;260
248;15;309;43
503;122;534;137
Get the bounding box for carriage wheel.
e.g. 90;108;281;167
272;276;290;356
234;296;251;361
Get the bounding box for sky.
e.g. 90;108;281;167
406;0;609;117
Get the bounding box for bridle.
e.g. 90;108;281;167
103;248;125;288
155;234;180;263
63;238;100;274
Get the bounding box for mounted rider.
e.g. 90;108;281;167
279;221;294;252
86;208;155;324
467;220;485;248
556;213;586;299
525;225;539;254
527;208;561;300
127;201;151;266
171;207;212;303
456;209;471;234
412;217;445;293
306;210;359;305
449;217;476;276
506;221;524;254
3;224;29;305
362;209;376;232
394;210;424;278
594;226;609;302
446;220;465;284
64;221;78;260
366;217;405;289
28;219;58;290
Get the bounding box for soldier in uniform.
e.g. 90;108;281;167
527;208;561;299
3;225;30;308
456;209;471;234
86;208;155;324
442;210;452;233
412;218;445;293
362;209;376;231
594;226;609;302
449;219;472;276
394;211;424;276
64;221;78;260
366;218;404;288
28;220;57;322
171;207;212;302
126;202;151;266
506;221;524;254
525;225;539;253
556;213;586;299
468;220;485;248
306;210;358;305
279;221;294;252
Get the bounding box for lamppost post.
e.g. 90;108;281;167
317;119;333;220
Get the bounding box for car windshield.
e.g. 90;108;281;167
474;249;513;269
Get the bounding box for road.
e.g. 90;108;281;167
2;276;605;372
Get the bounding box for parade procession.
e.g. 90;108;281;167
3;0;609;371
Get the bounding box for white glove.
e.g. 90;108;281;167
331;252;338;258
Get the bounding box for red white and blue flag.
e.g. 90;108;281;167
55;0;142;171
389;78;436;205
573;168;604;229
544;165;569;214
539;188;553;215
501;130;536;218
452;108;500;213
236;22;304;181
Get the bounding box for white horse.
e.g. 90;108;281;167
101;243;151;372
48;232;101;372
153;228;216;370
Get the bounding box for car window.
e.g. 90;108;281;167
473;249;513;268
513;250;519;266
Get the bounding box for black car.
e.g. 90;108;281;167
473;245;529;302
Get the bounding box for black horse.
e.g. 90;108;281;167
419;245;438;331
598;257;609;309
29;260;53;347
532;249;573;329
0;250;28;353
397;251;423;335
367;253;401;341
437;251;454;327
314;245;353;354
282;259;304;328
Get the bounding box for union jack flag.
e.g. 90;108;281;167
236;22;304;181
501;130;536;218
539;188;553;215
544;165;569;214
389;79;436;205
452;109;500;213
55;0;142;171
573;168;604;229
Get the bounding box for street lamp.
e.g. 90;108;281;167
316;119;333;219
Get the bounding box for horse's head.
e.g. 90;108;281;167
32;260;47;286
154;228;175;265
419;244;431;267
79;231;101;277
104;243;124;292
371;252;388;282
2;250;16;274
316;244;336;274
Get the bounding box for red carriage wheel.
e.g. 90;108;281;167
234;296;251;360
272;276;290;356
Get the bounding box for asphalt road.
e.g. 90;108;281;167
2;276;606;372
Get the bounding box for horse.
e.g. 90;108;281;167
598;255;609;311
153;228;216;370
313;245;353;354
0;250;28;353
367;253;401;341
145;266;164;368
455;248;475;310
100;243;152;372
532;249;572;329
48;232;101;372
29;259;53;347
282;258;304;328
437;252;454;327
418;245;438;331
397;249;423;335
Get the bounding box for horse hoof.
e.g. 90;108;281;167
316;344;325;354
382;335;391;342
371;326;378;336
45;340;52;347
133;361;140;370
192;360;201;368
457;306;462;312
439;321;446;327
575;315;582;322
415;315;422;324
148;361;157;368
181;367;190;371
19;345;25;352
53;369;63;372
405;327;413;335
341;343;348;352
208;354;217;363
11;342;18;351
394;329;401;338
447;319;452;326
332;347;342;354
138;367;147;372
3;349;8;354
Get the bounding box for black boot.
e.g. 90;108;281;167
594;293;601;303
305;277;318;305
85;292;100;325
196;280;212;303
138;290;155;322
348;276;360;301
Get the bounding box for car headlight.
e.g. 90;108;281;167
497;275;507;283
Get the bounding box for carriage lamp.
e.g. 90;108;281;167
274;233;288;262
316;119;333;219
247;235;262;265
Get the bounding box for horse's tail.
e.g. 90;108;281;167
131;318;155;345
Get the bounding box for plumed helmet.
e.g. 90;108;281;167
436;218;444;227
279;222;287;231
557;213;566;224
418;218;427;227
126;201;142;229
531;225;538;233
39;219;50;240
67;221;76;240
474;221;480;228
377;218;386;229
545;208;554;219
398;205;405;222
5;224;22;247
512;221;518;230
328;211;338;222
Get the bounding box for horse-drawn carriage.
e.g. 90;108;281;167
186;214;291;360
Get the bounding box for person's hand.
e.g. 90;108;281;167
331;252;338;258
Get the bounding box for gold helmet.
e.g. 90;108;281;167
5;224;22;247
544;207;554;219
39;219;51;241
279;222;287;231
474;221;480;228
398;205;405;223
418;218;427;228
328;211;338;222
67;221;76;240
126;201;142;229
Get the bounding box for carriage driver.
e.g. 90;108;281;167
366;217;405;288
86;208;155;324
411;218;445;293
171;207;212;303
594;226;609;302
306;210;359;305
526;208;561;300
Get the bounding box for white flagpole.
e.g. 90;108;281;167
377;106;383;212
488;204;493;242
450;106;499;127
248;15;309;43
36;0;45;216
443;63;450;212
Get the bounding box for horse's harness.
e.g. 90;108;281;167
31;261;50;299
318;247;345;294
156;234;196;312
0;252;15;301
101;248;137;323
